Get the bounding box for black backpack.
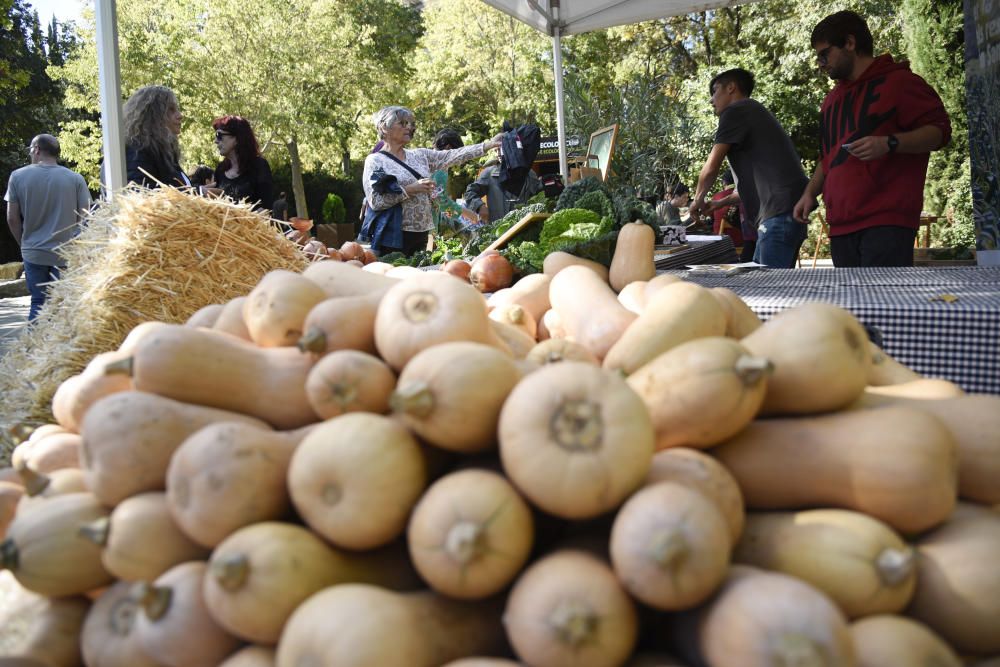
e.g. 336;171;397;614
498;123;541;196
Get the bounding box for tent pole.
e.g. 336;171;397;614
551;25;569;181
95;0;126;199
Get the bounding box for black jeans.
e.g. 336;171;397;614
376;231;429;258
830;225;917;267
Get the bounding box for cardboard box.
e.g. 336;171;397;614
336;223;357;245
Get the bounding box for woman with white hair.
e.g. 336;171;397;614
362;105;503;256
123;85;189;188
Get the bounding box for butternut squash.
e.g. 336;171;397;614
610;481;731;610
488;303;537;339
288;413;426;549
16;466;88;512
849;615;961;667
734;510;916;619
907;510;1000;654
80;391;270;506
526;338;600;366
489;319;536;358
204;521;421;644
296;293;380;356
391;342;521;453
106;324;318;429
609;222;656;292
362;260;393;274
693;566;855;667
539;307;567;339
211;295;253;341
243;269;328;347
81;580;161;667
185;303;224;328
20;431;81;473
603;280;727;375
641;273;683;303
301;257;398;297
741;302;871;415
166;422;305;547
0;466;21;485
408;469;533;599
646;447;745;542
866;341;922;386
304;349;395;419
1;492;112;596
133;561;241;667
543;251;610;280
498;362;654;519
712;406;958;534
0;576;90;667
504;550;638;667
709;287;762;338
78;491;208;582
1;481;23;540
487;272;551;322
219;646;277;667
276;585;506;667
51;370;133;434
441;660;521;667
617;279;648;314
851;378;965;408
374;272;495;370
549;265;636;360
627;336;771;450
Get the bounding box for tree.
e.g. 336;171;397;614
52;0;422;217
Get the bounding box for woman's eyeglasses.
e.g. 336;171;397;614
396;120;417;130
215;130;234;141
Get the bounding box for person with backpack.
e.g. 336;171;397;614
361;106;503;256
463;123;544;224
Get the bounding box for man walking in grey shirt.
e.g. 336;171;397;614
690;69;810;268
5;134;91;321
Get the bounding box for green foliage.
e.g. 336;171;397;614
575;190;616;221
555;177;609;211
321;193;346;226
538;208;616;266
463;203;547;256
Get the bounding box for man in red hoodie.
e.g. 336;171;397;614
793;10;951;267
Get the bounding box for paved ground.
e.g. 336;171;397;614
0;294;29;360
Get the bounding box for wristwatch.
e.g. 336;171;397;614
886;134;899;154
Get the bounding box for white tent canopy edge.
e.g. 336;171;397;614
479;0;762;179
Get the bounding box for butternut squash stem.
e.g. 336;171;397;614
543;351;566;364
104;357;134;377
389;382;435;418
734;355;774;386
16;463;51;496
78;517;111;547
548;600;598;647
212;554;250;591
647;530;689;570
326;382;359;409
508;306;525;324
550;400;603;452
296;329;327;354
0;538;20;570
131;582;173;621
773;633;825;667
110;597;141;635
876;547;915;587
444;521;485;565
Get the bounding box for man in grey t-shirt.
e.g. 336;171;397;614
690;68;810;268
5;134;91;321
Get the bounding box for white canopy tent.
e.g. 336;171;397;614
93;0;764;195
479;0;761;178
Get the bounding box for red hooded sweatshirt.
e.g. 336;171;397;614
819;55;951;236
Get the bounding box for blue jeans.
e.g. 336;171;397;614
753;212;808;268
23;261;61;322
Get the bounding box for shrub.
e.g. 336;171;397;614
322;193;346;225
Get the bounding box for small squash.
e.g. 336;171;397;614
610;481;731;611
627;336;771;450
408;469;534;599
542;251;610;281
301;258;398;298
288;413;427;549
733;509;916;619
526;338;600;366
81;581;161;667
709;287;762;338
504;550;638;667
15;466;87;511
489;319;536;358
243;269;328;347
488;303;536;339
51;370;133;434
19;431;82;473
487;273;551;322
391;342;521;453
603;280;727;375
609;222;656;292
0;577;90;667
1;480;24;540
296;292;380;356
849;615;961;667
185;303;224;328
219;646;277;667
211;295;253;341
549;265;636;360
498;362;654;519
304;349;396;419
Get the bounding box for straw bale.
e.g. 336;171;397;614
0;186;307;462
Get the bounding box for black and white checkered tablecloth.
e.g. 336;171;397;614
674;267;1000;395
654;237;739;270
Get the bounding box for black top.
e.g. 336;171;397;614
271;197;288;220
125;144;188;189
214;156;274;211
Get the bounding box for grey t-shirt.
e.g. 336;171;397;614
715;99;807;224
4;163;90;266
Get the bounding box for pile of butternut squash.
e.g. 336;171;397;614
2;240;999;667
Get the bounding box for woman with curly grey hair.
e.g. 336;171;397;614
361;105;502;256
123;85;189;188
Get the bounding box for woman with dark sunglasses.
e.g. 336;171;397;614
210;115;274;212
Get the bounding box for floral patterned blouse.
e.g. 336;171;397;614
362;144;487;233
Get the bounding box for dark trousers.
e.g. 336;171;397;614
830;226;918;267
375;231;429;258
23;261;61;321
